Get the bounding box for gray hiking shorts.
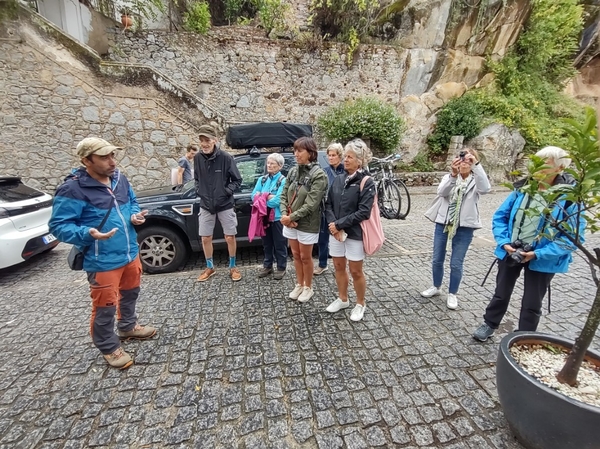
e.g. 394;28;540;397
199;208;238;236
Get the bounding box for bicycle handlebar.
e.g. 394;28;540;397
370;154;402;163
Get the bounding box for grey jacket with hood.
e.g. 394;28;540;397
424;162;491;228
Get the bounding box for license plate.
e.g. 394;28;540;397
43;234;57;244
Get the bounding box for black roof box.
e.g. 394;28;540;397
226;122;312;149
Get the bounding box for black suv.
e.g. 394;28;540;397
135;123;329;274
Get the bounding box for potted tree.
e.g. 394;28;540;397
495;106;600;449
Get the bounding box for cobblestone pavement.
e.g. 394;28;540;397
1;187;598;449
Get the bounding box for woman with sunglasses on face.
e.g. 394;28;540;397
422;148;491;310
280;137;328;303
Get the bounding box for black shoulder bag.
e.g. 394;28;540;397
67;206;113;271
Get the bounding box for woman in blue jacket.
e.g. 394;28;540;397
473;146;586;341
251;153;287;280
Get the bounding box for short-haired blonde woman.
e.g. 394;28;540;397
251;153;287;280
324;138;375;322
315;142;346;276
280;137;328;303
423;148;491;309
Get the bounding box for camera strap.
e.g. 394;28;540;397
480;258;498;287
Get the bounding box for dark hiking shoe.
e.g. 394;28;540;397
473;323;495;342
104;347;133;369
119;323;157;340
273;269;286;280
258;267;273;278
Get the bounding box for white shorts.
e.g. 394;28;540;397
283;226;319;245
329;237;365;261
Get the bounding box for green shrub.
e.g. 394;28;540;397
427;94;483;156
253;0;290;34
318;98;405;154
183;1;211;34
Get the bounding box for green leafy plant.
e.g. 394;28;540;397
0;0;19;23
518;107;600;386
253;0;290;34
427;94;483;156
318;97;405;154
183;1;211;34
224;0;246;24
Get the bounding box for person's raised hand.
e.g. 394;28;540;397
131;210;148;225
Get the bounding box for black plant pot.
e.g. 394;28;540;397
496;332;600;449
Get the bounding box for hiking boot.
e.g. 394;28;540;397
230;267;242;281
447;293;458;310
298;286;314;303
313;266;328;276
103;347;133;369
421;286;441;298
326;298;350;313
473;323;495;342
289;284;303;300
350;304;366;322
119;323;157;340
258;267;273;278
197;268;216;282
273;269;286;280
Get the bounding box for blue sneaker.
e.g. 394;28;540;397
473;323;495;342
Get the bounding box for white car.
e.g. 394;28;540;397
0;176;58;269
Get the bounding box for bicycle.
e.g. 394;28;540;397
369;154;411;220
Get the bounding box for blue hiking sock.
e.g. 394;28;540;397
229;256;236;268
206;258;214;269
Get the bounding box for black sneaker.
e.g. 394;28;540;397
473;323;495;342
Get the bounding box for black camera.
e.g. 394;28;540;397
506;239;534;266
459;151;466;160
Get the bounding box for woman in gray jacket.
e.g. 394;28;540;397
422;148;491;309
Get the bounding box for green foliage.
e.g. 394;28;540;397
224;0;246;24
397;151;434;172
516;0;582;87
183;1;211;34
318;97;405;154
0;0;18;23
427;94;483;155
253;0;290;34
427;0;586;158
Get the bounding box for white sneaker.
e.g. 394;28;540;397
421;286;441;298
447;293;458;310
289;284;303;300
297;287;314;303
350;304;366;321
326;298;350;313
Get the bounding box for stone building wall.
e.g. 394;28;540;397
0;22;201;192
107;27;405;127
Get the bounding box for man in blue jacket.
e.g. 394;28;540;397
473;146;586;341
50;137;156;369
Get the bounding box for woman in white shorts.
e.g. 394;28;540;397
280;137;328;303
324;139;376;322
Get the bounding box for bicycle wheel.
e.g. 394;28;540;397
393;179;411;219
378;178;402;219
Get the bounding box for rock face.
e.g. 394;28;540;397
466;124;526;184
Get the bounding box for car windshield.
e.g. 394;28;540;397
0;179;45;203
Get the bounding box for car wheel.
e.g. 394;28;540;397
137;226;188;274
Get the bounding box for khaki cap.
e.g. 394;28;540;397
198;124;218;139
77;137;122;158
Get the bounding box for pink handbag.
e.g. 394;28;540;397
359;176;385;256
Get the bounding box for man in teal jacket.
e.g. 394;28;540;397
473;146;586;341
50;137;156;369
